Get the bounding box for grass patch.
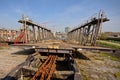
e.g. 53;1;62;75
97;41;120;49
114;72;120;78
11;55;17;57
0;46;10;50
110;57;120;61
94;57;104;61
82;74;87;80
99;52;120;61
0;47;4;49
117;65;120;69
107;40;120;44
79;68;87;80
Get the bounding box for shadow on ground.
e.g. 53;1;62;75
73;51;90;60
11;48;35;55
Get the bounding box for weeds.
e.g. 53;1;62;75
114;72;120;78
97;41;120;49
0;46;10;50
99;52;120;61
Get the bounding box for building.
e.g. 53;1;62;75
105;32;120;38
55;32;66;40
0;28;20;41
65;27;70;33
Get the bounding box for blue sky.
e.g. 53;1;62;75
0;0;120;32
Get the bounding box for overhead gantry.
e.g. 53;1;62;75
67;10;109;46
14;16;54;44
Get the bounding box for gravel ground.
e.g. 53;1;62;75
76;50;120;80
0;46;27;78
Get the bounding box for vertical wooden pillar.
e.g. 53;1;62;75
74;30;77;41
46;31;48;40
80;28;84;45
76;30;79;42
23;20;27;43
82;27;86;45
75;31;77;41
85;25;91;44
67;33;69;40
26;25;29;43
47;31;50;39
28;29;32;43
72;32;74;40
38;27;40;42
44;30;46;40
70;33;71;40
91;24;99;46
32;25;36;43
78;29;82;45
40;28;42;40
72;31;74;40
41;28;44;40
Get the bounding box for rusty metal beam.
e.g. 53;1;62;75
32;55;57;80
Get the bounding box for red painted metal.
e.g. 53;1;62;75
14;31;25;44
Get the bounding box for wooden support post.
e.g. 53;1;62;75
72;32;74;40
39;28;42;40
50;32;52;39
67;33;69;40
78;29;80;44
47;31;51;40
45;30;47;40
49;32;51;39
43;29;46;40
81;27;85;45
46;31;48;40
70;32;72;40
32;25;36;43
26;25;29;43
86;25;91;44
73;31;75;41
6;30;8;41
84;25;91;45
80;28;83;45
23;20;27;43
75;30;77;42
83;27;88;46
92;24;100;46
41;28;44;40
50;32;53;39
76;30;79;42
90;25;95;45
49;32;52;39
29;29;32;43
67;33;70;40
38;27;40;42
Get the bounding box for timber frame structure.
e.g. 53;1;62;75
67;10;109;46
14;16;54;44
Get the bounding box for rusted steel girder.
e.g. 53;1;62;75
32;55;57;80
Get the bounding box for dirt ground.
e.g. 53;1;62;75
76;50;120;80
0;41;120;80
0;46;28;79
